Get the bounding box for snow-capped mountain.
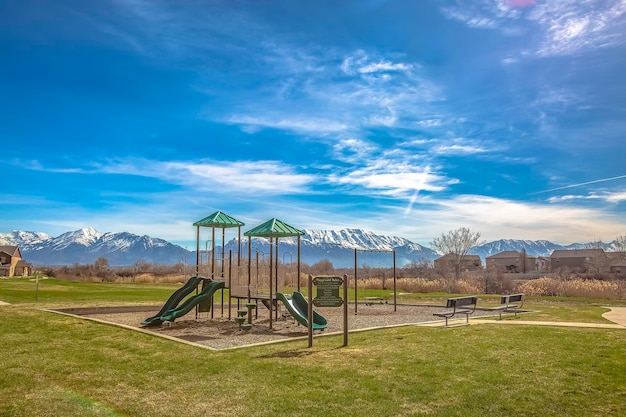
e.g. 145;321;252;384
469;239;614;259
0;230;53;249
46;227;102;251
227;229;439;267
0;229;191;266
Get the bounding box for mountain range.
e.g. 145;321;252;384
1;228;621;268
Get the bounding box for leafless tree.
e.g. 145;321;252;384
585;240;610;276
431;227;484;283
309;259;335;275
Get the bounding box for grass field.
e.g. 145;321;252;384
1;278;626;416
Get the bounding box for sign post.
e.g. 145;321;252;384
308;274;349;347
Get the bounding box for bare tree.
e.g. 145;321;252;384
585;239;610;275
93;257;109;275
310;259;335;275
615;234;626;252
431;227;484;282
520;247;528;274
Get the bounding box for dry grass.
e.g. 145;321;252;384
355;277;482;295
518;277;626;299
130;273;187;284
350;276;626;300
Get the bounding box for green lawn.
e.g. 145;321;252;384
1;277;626;416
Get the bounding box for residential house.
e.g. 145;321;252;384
606;252;626;274
550;249;609;273
434;253;482;272
0;246;32;277
485;250;536;273
535;256;551;272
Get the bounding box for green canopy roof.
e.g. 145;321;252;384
244;218;304;237
193;211;244;228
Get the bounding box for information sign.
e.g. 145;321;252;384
313;276;343;307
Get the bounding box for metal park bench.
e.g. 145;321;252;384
433;296;478;326
490;293;525;319
364;297;386;306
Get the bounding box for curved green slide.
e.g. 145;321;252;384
160;280;225;322
276;291;328;330
142;275;205;326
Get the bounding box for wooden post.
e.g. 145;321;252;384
308;274;313;348
269;236;273;330
195;226;200;275
343;274;348;347
297;235;301;292
354;248;358;315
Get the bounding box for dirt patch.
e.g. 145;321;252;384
57;303;497;350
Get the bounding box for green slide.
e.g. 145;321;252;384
142;275;205;326
276;291;328;330
159;280;225;322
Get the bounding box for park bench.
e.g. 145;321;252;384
490;293;525;319
364;297;386;306
433;295;478;326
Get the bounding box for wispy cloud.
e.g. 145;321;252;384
225;115;350;135
328;164;449;197
534;174;626;194
221;48;443;137
25;158;318;195
340;51;415;74
432;143;488;155
548;191;626;204
440;0;626;57
530;0;626;57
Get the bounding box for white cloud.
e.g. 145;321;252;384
224;47;443;137
548;191;626;203
401;194;625;243
90;158;318;194
332;138;378;164
432;144;488;155
225;115;349;135
530;0;626;57
340;51;415;75
415;119;443;127
440;0;626;57
328;164;449;197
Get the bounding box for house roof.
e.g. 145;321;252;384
606;252;626;261
486;250;520;259
436;253;481;261
551;249;605;258
486;250;536;260
193;211;244;228
244;218;304;237
0;246;20;257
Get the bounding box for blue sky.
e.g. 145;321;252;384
1;0;625;248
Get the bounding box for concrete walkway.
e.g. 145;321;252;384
602;306;626;326
456;307;626;329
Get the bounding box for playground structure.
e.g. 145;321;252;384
141;277;225;326
143;211;325;330
142;211;401;333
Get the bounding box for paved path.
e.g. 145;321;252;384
424;306;626;329
601;306;626;326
